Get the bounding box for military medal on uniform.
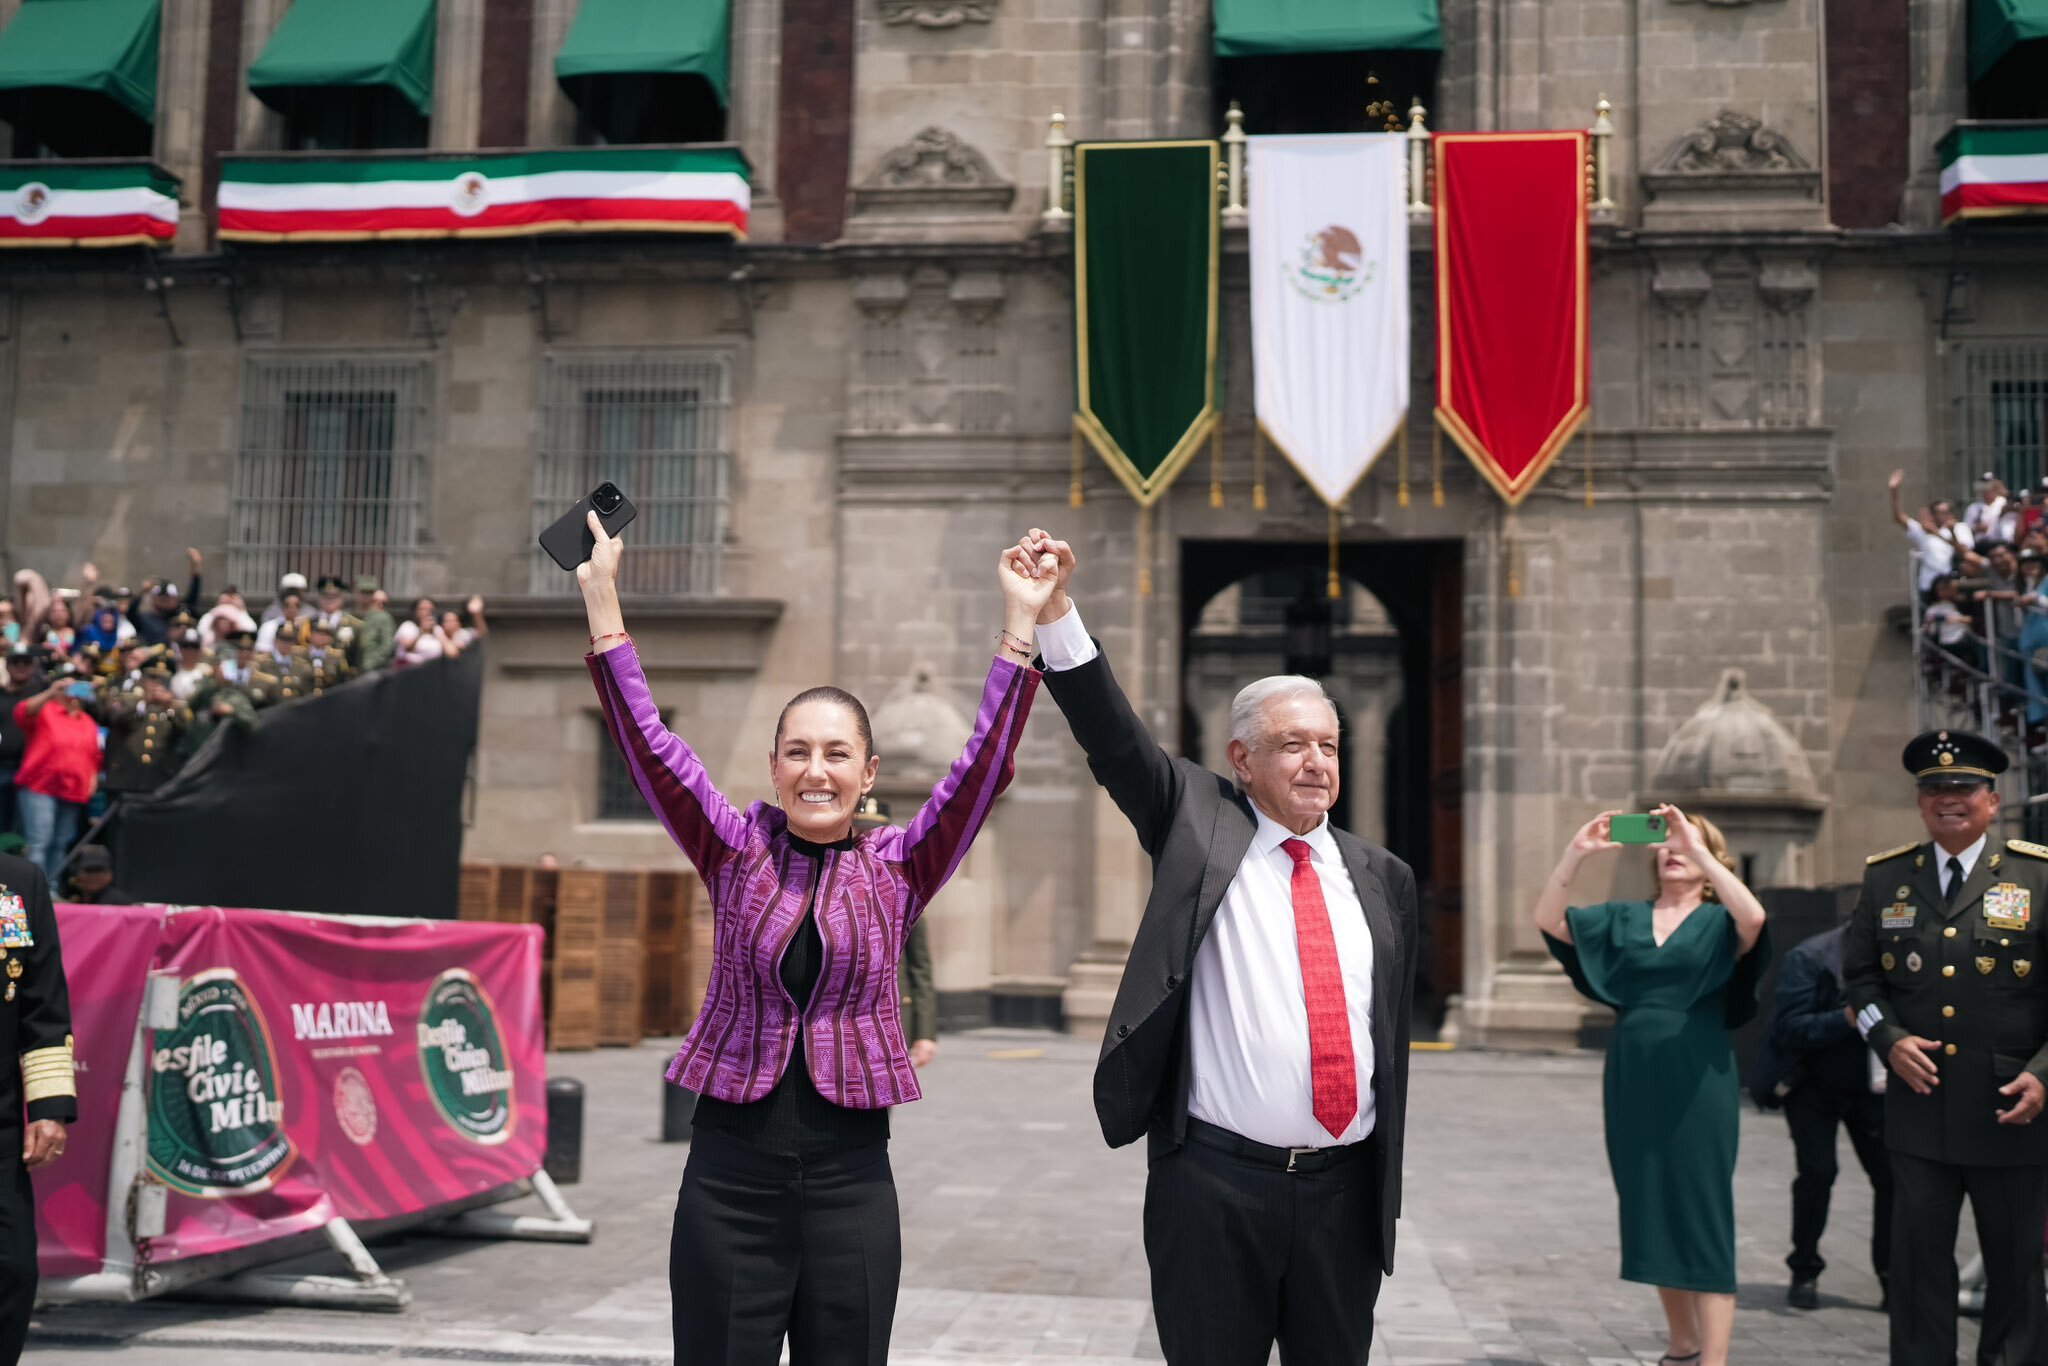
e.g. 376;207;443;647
0;891;29;949
1985;882;2032;932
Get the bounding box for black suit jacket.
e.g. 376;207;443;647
1042;646;1420;1274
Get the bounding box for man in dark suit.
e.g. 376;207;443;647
1769;923;1889;1310
1013;530;1418;1366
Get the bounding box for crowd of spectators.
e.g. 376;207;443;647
1892;469;2048;749
0;547;488;884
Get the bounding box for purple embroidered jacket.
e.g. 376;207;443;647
588;643;1038;1109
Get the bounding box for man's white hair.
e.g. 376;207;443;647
1229;675;1338;750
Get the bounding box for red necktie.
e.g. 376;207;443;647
1282;838;1358;1141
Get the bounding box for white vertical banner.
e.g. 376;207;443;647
1248;134;1410;505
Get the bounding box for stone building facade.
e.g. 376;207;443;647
0;0;2039;1042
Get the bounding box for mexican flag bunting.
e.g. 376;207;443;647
1940;122;2048;225
1248;134;1410;507
1071;141;1221;506
1433;132;1590;505
0;163;177;247
219;147;749;243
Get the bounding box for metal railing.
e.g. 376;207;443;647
1910;549;2048;841
529;351;732;598
1946;339;2048;499
229;354;432;597
1040;96;1620;225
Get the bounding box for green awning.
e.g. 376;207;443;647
248;0;436;118
556;0;729;109
1972;0;2048;79
0;0;162;124
1213;0;1443;57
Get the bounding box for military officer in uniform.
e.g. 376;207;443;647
212;626;284;710
0;853;75;1363
1845;729;2048;1365
101;665;191;796
292;617;352;697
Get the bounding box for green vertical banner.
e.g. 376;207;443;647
1073;140;1221;506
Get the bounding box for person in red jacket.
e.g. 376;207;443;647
14;678;100;878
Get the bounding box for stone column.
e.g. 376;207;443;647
527;0;579;148
1061;519;1160;1036
155;0;213;254
432;0;484;150
237;0;287;151
729;0;782;240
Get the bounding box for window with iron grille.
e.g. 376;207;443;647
231;355;431;597
597;710;668;820
1948;340;2048;496
533;352;732;596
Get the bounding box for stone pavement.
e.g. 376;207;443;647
29;1031;1973;1365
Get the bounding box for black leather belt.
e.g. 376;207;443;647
1185;1116;1368;1174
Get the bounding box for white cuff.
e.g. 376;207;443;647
1036;603;1098;672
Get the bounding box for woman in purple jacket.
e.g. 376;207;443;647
579;512;1049;1365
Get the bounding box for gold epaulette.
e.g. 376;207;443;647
2008;839;2048;861
21;1034;75;1104
1867;842;1920;865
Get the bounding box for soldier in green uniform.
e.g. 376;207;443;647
294;618;352;697
212;626;284;710
1844;729;2048;1365
353;575;397;673
0;853;75;1361
311;576;363;668
101;665;191;797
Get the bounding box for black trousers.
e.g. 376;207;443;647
1144;1132;1381;1366
669;1131;900;1366
1785;1086;1891;1280
1889;1151;2048;1366
0;1149;34;1366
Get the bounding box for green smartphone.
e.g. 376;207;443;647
1609;813;1668;845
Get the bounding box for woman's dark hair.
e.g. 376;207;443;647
774;686;874;758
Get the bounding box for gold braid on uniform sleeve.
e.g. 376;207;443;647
22;1035;75;1105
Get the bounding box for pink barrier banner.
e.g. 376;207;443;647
32;904;165;1277
36;906;547;1274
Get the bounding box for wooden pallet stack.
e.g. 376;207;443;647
458;862;704;1050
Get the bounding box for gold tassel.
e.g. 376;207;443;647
1209;424;1224;508
1431;419;1444;508
1069;423;1085;508
1505;508;1521;599
1138;503;1154;598
1397;416;1410;508
1253;425;1268;511
1327;503;1342;600
1583;419;1594;508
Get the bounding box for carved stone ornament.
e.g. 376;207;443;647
1654;109;1811;176
1640;109;1822;229
879;0;997;27
850;126;1016;222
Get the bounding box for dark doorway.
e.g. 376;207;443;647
1180;538;1464;1030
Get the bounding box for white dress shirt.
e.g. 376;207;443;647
1940;832;1988;898
1039;604;1379;1148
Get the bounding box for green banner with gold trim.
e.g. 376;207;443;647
1072;140;1221;506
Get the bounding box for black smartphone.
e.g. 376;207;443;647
538;481;638;572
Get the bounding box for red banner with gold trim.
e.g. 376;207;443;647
1433;132;1589;505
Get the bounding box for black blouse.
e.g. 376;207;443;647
689;830;891;1157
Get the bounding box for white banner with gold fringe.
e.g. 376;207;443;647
1248;134;1410;506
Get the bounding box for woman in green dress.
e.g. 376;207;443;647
1533;805;1770;1366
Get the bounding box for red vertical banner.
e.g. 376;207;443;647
1433;132;1590;505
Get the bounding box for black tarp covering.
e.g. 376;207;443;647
113;647;483;919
